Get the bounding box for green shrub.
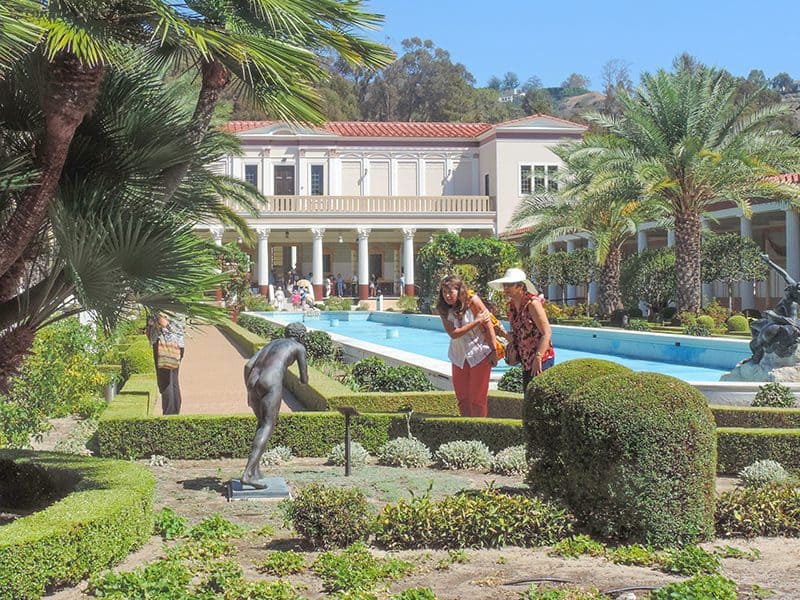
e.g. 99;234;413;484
326;441;370;468
260;445;294;466
715;483;800;537
396;295;419;313
303;330;337;361
559;372;716;546
498;367;523;393
683;322;711;337
283;483;373;549
237;314;284;340
0;451;155;599
350;357;435;392
392;588;438;600
242;294;273;311
311;542;414;593
189;514;245;541
351;357;388;391
716;427;800;472
376;437;432;468
650;574;737;600
323;296;353;311
660;545;721;576
753;382;796;408
406;417;525;454
696;315;716;329
153;508;188;539
738;459;790;487
87;557;192;599
375;488;574;549
547;535;606;559
711;405;800;429
435;440;493;470
625;319;651;331
121;336;156;375
524;359;633;498
490;445;527;476
256;550;307;576
726;314;749;332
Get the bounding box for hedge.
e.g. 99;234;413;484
0;451;154;600
217;319;267;357
716;428;800;473
712;406;800;429
100;373;159;420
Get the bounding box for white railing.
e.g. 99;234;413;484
228;195;494;214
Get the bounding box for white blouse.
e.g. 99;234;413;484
447;307;493;368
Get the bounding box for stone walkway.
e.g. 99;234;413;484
163;325;302;416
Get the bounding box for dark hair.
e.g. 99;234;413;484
436;275;470;318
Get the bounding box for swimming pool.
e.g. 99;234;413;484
256;311;750;383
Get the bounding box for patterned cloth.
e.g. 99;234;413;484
508;292;554;371
447;302;494;368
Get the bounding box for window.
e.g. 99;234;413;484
368;253;383;279
520;164;558;195
244;164;258;187
274;165;295;195
323;253;332;274
310;165;324;195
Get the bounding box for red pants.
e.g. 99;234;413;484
452;355;492;417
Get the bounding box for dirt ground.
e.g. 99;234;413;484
40;456;800;600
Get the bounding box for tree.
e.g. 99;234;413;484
486;75;502;90
462;88;522;123
522;88;554;115
501;71;520;91
573;62;800;313
1;0;393;303
361;38;476;122
521;76;544;91
620;249;676;315
601;58;633;116
701;232;768;311
770;72;798;94
560;73;591;96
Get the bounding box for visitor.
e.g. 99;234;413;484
436;275;497;417
146;312;185;415
489;268;554;392
274;287;285;311
325;275;333;298
351;273;358;295
336;273;345;296
369;274;377;298
291;288;301;310
399;272;406;296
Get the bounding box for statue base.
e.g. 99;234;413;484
721;346;800;382
227;477;291;502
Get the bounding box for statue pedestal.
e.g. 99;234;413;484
721;346;800;382
227;477;291;502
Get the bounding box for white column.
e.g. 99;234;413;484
311;227;325;300
740;217;755;310
255;227;270;296
587;239;598;305
547;243;558;301
787;208;800;282
566;239;577;305
637;229;648;315
402;227;416;296
290;245;297;270
667;228;675;247
357;227;371;300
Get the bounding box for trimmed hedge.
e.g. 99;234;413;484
217;319;267;357
560;373;716;547
409;417;524;453
716;428;800;473
525;359;633;498
101;373;159;420
712;405;800;429
0;451;154;600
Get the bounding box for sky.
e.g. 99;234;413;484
363;0;799;90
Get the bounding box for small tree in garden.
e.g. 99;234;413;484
565;248;596;303
620;248;676;316
701;232;768;312
215;242;251;313
545;251;572;304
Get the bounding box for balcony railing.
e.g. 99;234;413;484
229;195;494;214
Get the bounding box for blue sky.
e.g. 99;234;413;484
364;0;799;90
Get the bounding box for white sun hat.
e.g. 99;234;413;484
488;267;538;294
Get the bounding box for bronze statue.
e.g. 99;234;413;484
241;338;308;488
748;254;800;363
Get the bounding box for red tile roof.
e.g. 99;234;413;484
221;120;491;137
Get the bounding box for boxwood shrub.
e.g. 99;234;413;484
0;451;154;599
560;372;716;546
524;359;633;497
716;427;800;473
712;405;800;429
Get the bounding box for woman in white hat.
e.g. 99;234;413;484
489;268;554;391
436;275;498;417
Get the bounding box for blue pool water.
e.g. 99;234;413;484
263;313;730;382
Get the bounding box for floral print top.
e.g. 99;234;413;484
508;292;554;371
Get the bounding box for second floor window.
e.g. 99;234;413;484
310;165;324;195
520;164;558;194
244;164;258;187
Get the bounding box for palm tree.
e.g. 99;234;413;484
576;63;800;312
511;136;656;317
0;58;264;391
0;0;393;291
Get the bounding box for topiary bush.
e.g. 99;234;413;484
350;357;435;392
726;314;749;332
375;487;574;549
498;367;523;393
524;359;633;499
738;459;790;487
753;382;797;408
490;445;527;476
326;441;369;468
302;330;337;361
435;440;493;470
283;483;373;549
684;322;711;337
559;372;717;546
376;437;432;468
351;357;388;391
696;315;716;329
237;314;284;339
625;319;651;331
322;296;352;311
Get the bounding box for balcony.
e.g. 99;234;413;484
229;195;495;215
